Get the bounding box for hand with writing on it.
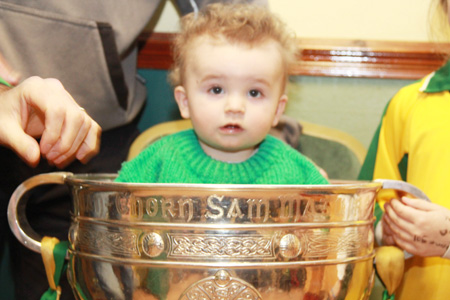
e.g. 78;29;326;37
0;76;102;168
382;197;450;257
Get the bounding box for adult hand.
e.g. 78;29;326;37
382;197;450;257
0;76;101;167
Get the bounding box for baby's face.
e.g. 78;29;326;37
174;35;287;162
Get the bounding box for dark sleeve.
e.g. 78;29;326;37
175;0;268;15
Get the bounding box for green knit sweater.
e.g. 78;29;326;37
116;129;328;184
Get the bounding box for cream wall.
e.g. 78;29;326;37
269;0;433;42
154;0;434;41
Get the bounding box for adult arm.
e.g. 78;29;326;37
359;86;416;246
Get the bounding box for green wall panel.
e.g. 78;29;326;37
137;69;181;132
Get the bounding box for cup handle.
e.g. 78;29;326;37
7;172;73;254
374;179;431;202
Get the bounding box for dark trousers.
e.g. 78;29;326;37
0;120;140;300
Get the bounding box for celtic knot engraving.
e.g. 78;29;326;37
304;229;364;258
180;270;261;300
169;234;274;258
77;226;139;257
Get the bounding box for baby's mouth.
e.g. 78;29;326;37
220;124;243;133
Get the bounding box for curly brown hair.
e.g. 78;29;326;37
168;3;297;87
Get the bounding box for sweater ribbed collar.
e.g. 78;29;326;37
179;130;283;184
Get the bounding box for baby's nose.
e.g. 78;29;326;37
224;94;246;113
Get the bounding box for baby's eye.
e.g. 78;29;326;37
209;86;224;94
248;89;262;98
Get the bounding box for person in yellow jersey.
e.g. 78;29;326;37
359;0;450;298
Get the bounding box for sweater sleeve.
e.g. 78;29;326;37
360;84;417;182
371;88;415;209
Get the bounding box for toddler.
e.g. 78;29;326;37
116;3;327;185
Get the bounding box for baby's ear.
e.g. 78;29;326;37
272;94;288;127
174;86;190;119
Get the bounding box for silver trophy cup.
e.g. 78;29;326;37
8;172;429;300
